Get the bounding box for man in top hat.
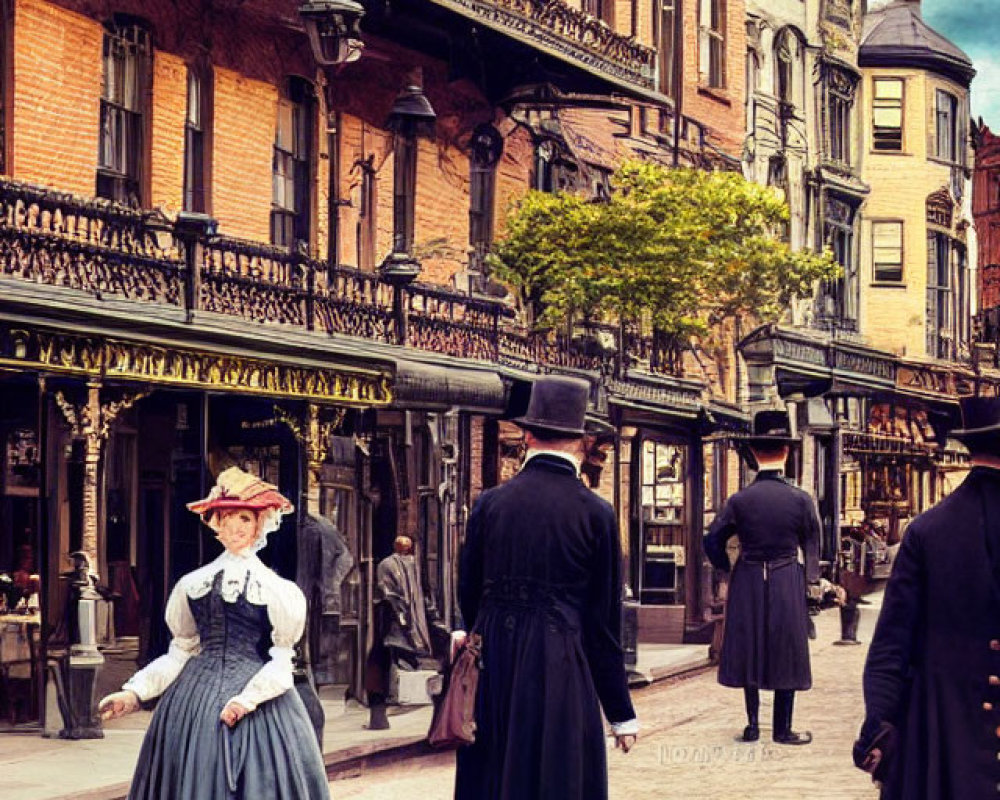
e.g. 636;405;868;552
454;375;636;800
853;397;1000;799
704;409;821;745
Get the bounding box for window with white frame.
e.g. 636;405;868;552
658;0;677;98
872;221;904;283
935;90;959;163
183;67;208;213
872;78;903;152
271;77;313;248
699;0;726;89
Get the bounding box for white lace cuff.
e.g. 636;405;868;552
228;644;295;712
123;633;201;701
611;718;639;736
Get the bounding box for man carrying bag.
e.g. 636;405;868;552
449;376;637;800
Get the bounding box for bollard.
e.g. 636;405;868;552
60;552;105;739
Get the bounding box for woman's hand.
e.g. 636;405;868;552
615;734;637;753
98;690;140;721
220;700;251;728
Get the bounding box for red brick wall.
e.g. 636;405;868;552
974;125;1000;310
681;0;746;157
211;67;276;242
11;0;101;193
150;50;186;213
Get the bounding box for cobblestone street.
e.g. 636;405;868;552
331;603;883;800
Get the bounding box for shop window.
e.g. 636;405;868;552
926;231;954;359
935;89;959;163
97;19;151;206
657;0;677;98
272;77;314;249
699;0;726;89
872;221;904;283
872;78;903;152
638;439;687;604
183;66;209;213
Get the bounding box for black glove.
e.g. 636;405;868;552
853;720;897;783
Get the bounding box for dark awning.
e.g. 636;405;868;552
393;360;508;413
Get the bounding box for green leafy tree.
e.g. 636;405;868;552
488;160;840;347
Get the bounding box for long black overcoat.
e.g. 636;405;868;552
455;454;636;800
704;471;820;690
857;467;1000;800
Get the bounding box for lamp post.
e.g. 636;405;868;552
298;1;365;66
299;0;366;280
380;70;436;342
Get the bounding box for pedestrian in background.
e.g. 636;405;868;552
454;375;637;800
854;397;1000;799
705;410;821;745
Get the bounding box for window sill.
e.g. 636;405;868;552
697;85;732;107
927;155;967;170
870;282;908;289
869;150;912;157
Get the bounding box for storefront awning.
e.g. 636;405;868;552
392;360;508;413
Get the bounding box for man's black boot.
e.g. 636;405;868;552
773;690;811;745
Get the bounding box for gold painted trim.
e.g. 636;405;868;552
0;327;393;406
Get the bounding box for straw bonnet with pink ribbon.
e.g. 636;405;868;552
187;467;294;552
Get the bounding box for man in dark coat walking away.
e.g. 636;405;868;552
454;376;637;800
704;410;820;745
854;397;1000;799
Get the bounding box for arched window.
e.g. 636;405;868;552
97;18;151;206
774;29;803;112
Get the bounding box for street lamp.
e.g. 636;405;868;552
380;70;437;285
298;0;365;66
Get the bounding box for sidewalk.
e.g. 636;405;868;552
2;642;706;800
3;690;435;800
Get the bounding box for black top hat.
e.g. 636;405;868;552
513;376;590;437
951;397;1000;450
742;410;799;446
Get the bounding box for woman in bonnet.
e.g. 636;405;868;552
98;467;330;799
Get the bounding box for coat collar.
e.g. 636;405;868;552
522;451;581;478
754;469;786;483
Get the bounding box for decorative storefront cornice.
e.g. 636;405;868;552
425;0;656;92
741;324;1000;404
0;325;392;406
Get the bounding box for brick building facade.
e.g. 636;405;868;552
0;0;757;737
973;123;1000;314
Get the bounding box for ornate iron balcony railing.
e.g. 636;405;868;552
428;0;656;90
0;178;682;378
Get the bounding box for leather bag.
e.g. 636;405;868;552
427;633;482;748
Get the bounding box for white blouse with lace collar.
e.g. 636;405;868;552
122;551;306;713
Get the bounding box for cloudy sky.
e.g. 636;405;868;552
870;0;1000;127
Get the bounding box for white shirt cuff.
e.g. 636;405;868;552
611;718;639;736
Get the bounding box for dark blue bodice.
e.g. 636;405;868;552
185;572;273;695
